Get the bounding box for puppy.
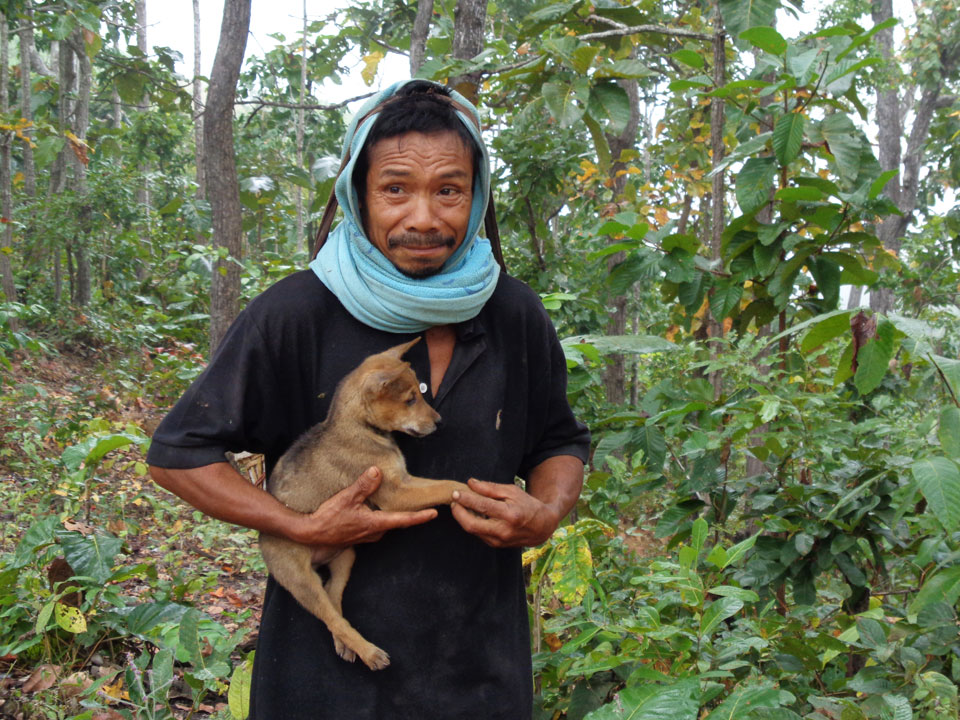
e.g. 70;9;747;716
259;337;466;671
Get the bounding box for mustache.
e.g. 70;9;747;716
387;232;456;249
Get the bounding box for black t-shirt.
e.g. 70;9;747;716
147;270;590;719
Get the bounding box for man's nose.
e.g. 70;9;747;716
405;194;439;232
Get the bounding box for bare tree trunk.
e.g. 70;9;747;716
135;0;151;278
602;77;641;407
193;0;206;203
410;0;435;75
707;6;726;400
69;33;93;306
206;0;251;352
449;0;487;101
18;2;36;198
0;14;19;321
295;0;307;252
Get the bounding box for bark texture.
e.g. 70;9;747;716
205;0;252;352
410;0;435;75
18;2;36;198
450;0;487;101
0;14;18;318
192;0;206;201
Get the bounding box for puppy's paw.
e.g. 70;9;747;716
334;637;356;663
362;646;390;671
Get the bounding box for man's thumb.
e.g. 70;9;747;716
355;466;382;497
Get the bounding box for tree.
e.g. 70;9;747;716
0;11;17;322
205;0;251;352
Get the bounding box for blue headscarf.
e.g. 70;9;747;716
309;80;500;333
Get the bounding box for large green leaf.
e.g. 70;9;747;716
588;82;633;135
909;565;960;615
705;683;784;720
229;654;254;720
57;530;124;584
543;79;590;128
585;679;699;720
821;114;863;182
773;113;805;165
718;0;782;39
701;596;743;637
800;311;852;353
853;319;898;395
735;157;776;215
740;26;787;55
911;456;960;532
939;406;960;460
561;334;678;356
61;432;147;474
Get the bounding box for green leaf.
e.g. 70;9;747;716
631;424;667;471
58;531;124;584
740;26;787;55
735;157;776;215
853;319;898;395
36;599;56;634
588;83;633;135
561;335;678;356
229;655;254;720
707;585;760;602
691;518;708;556
705;683;784;720
585;679;699;720
722;533;758;569
911;456;960;532
800;311;852;353
869;169;899;199
773;113;804;166
821;114;863;182
909;565;960;615
711;284;743;322
594;59;654;79
543;79;589;127
775;185;821;202
718;0;782;39
939;407;960;460
584;114;612;172
669;50;705;69
701;596;744;637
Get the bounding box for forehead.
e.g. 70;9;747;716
365;131;473;174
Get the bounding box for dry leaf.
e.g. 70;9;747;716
60;671;93;699
23;664;60;693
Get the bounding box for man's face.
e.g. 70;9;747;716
362;130;474;278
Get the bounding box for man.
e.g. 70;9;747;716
147;80;590;719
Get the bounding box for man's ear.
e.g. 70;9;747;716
383;337;420;359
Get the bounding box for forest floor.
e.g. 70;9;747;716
0;346;265;719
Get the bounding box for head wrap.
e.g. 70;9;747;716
309;80;500;333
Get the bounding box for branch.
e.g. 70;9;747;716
586;13;628;29
371;37;408;57
234;92;377;112
578;24;712;42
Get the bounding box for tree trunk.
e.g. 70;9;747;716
707;5;726;400
410;0;435;76
18;2;36;198
69;33;93;307
192;0;206;203
295;0;307;252
449;0;487;101
0;14;18;321
602;76;641;407
206;0;251;352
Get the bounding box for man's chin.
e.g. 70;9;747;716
397;263;443;279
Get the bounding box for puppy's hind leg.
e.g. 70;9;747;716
263;540;390;671
324;548;357;662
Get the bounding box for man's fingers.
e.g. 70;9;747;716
373;508;438;531
353;466;382;498
451;503;506;547
466;477;514;500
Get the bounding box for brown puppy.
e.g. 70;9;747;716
259;338;466;671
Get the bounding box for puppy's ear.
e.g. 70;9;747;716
365;365;410;399
383;337;421;359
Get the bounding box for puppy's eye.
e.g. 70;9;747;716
406;395;417;406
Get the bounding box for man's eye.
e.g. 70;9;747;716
385;185;403;194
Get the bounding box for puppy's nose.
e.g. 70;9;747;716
434;415;444;429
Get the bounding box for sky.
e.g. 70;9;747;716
150;0;407;106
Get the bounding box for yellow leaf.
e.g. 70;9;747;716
655;207;669;226
55;603;87;634
360;52;384;86
522;545;549;567
693;296;710;320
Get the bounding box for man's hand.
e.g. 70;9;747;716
450;478;559;548
450;456;585;549
295;466;438;548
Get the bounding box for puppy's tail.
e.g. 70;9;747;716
259;535;390;671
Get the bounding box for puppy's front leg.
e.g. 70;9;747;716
375;475;466;511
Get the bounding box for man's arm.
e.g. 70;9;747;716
150;463;438;546
449;454;584;548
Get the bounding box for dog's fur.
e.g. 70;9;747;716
259;338;465;670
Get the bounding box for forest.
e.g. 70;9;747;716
1;0;959;717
